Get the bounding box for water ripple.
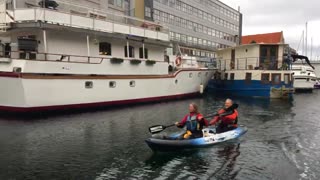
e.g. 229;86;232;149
1;92;320;179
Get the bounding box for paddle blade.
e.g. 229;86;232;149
149;125;166;134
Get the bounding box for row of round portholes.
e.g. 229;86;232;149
175;72;209;84
292;72;312;76
86;79;185;88
189;72;209;78
85;80;135;89
84;72;209;88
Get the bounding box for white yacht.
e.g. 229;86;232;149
0;0;214;112
292;65;317;92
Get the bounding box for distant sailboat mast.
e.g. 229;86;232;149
297;31;304;55
305;22;308;57
311;37;313;60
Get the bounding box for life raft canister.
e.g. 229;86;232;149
175;56;182;66
199;84;204;94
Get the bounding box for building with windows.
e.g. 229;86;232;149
133;0;242;58
16;0;129;14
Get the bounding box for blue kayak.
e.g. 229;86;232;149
145;126;248;151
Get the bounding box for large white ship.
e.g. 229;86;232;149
0;0;214;112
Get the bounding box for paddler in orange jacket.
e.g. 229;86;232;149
210;99;238;133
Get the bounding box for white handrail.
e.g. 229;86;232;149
10;8;169;42
14;0;169;32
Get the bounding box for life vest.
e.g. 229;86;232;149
211;109;238;128
186;114;199;132
221;109;238;128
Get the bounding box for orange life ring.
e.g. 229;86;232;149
175;56;182;66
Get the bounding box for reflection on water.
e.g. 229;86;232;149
0;92;320;179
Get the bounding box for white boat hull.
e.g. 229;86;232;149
293;78;315;90
292;65;317;91
0;70;214;112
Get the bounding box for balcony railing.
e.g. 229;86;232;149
4;0;170;41
0;50;166;64
217;57;290;71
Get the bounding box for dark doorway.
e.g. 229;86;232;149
230;49;235;69
260;45;278;70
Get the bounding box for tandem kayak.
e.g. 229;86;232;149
145;126;248;151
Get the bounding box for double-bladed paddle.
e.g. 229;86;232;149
148;103;239;134
149;124;176;134
148;115;212;134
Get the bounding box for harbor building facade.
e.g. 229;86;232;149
133;0;243;58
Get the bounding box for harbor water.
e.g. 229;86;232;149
0;92;320;180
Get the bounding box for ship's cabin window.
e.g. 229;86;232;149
175;79;178;84
230;73;235;80
18;35;37;51
271;74;281;85
189;73;193;78
261;73;270;84
85;81;93;89
99;42;112;56
124;46;135;58
245;73;252;84
109;0;123;8
129;81;135;87
224;73;228;80
198;72;201;77
38;0;59;9
139;47;148;59
13;67;22;73
109;81;116;88
145;7;152;18
17;35;37;60
3;43;11;58
89;13;106;20
284;74;290;84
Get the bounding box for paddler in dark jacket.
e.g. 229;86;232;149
175;103;208;139
210;99;238;133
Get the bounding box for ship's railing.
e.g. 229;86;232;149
7;0;169;41
0;50;167;64
217;57;287;71
175;56;217;70
195;57;217;69
0;0;8;31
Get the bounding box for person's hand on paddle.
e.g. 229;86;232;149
209;116;219;126
197;115;204;121
175;122;185;128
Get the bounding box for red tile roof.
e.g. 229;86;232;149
241;32;284;45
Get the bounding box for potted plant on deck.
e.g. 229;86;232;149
130;59;142;65
146;60;156;66
110;57;124;64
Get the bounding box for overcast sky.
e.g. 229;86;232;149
220;0;320;59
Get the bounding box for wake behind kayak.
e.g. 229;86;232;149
145;126;248;151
